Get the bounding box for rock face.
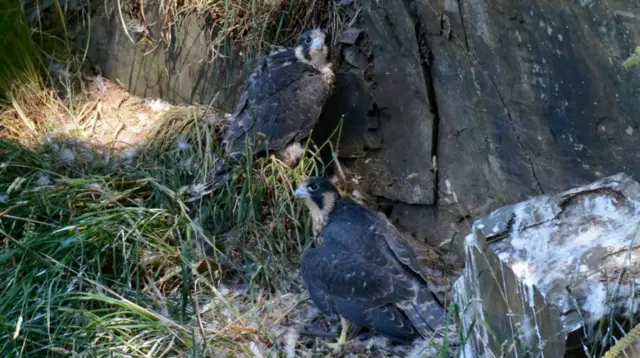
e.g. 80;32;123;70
87;0;640;251
340;0;640;250
87;2;252;111
409;0;640;247
454;173;640;357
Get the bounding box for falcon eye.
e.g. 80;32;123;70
308;183;319;192
305;36;312;44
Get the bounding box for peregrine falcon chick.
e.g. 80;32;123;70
200;29;334;192
293;176;446;350
223;28;334;163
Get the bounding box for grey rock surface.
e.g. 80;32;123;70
410;0;640;247
454;173;640;357
346;0;437;206
88;2;251;111
87;0;640;253
342;47;369;69
339;28;363;45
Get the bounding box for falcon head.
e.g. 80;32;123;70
294;176;338;234
295;28;330;69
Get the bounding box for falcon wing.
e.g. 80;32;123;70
367;208;446;334
333;299;420;343
223;49;330;155
302;250;421;343
303;271;337;316
348;203;434;283
300;241;417;308
229;49;298;119
315;199;446;335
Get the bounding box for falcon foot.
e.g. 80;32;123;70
322;317;350;353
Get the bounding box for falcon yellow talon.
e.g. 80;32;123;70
323;317;350;353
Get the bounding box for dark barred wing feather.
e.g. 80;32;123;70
301;199;446;339
223;49;330;157
301;247;420;343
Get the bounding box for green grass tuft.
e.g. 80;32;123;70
0;1;43;97
0;105;334;355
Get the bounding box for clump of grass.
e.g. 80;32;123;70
1;0;98;150
129;105;327;288
0;77;336;355
0;163;195;355
0;1;42;95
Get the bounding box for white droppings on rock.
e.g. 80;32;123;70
411;184;424;202
582;282;608;323
578;0;594;8
515;30;523;42
519;310;535;348
455;173;640;355
284;329;298;358
627;126;634;135
466;0;495;49
508;194;634;293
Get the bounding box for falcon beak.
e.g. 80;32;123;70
294;187;310;199
310;38;324;50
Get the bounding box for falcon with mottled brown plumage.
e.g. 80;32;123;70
293;176;446;349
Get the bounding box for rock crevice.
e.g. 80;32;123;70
89;0;640;250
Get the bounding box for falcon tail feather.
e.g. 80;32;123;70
367;305;421;344
401;285;446;338
202;156;231;192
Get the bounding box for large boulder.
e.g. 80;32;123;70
454;173;640;357
329;0;640;249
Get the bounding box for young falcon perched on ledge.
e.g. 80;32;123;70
202;29;335;191
293;177;446;349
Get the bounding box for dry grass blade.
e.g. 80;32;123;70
9;93;36;131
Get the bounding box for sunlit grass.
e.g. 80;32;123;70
0;100;335;355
